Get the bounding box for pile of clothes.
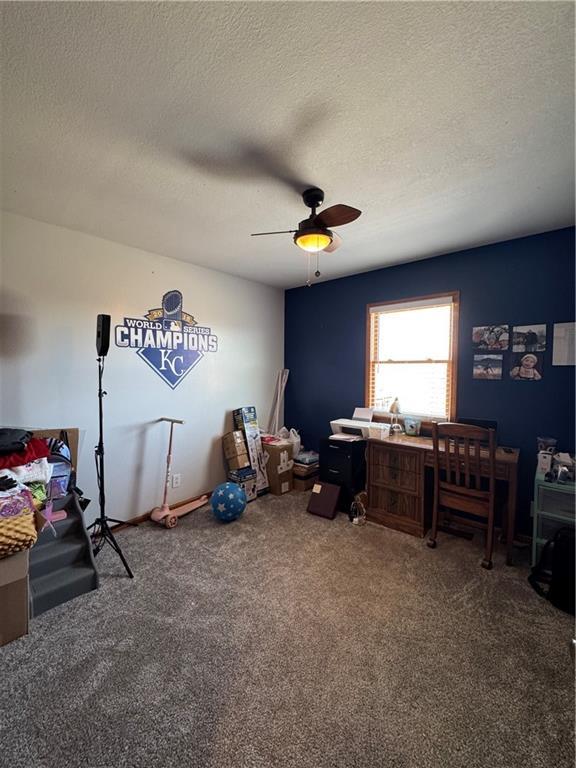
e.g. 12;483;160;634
0;429;73;557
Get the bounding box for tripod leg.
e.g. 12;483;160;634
104;526;134;579
111;540;134;579
107;517;139;527
91;518;134;578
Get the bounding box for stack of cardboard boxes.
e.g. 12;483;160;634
292;450;320;491
222;407;303;499
222;430;250;471
222;429;258;502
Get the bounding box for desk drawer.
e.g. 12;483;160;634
367;487;424;536
321;465;350;484
371;444;420;474
371;464;420;494
321;439;366;462
537;486;576;517
321;451;354;476
368;486;421;522
423;455;510;482
320;458;365;486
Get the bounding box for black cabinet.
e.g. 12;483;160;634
319;438;367;512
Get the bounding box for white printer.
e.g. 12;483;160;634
330;408;390;440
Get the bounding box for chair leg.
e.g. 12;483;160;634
481;503;496;570
427;496;439;549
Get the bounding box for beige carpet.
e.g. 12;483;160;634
0;492;573;768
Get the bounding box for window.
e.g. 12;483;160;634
366;293;459;420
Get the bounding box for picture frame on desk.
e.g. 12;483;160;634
403;416;421;436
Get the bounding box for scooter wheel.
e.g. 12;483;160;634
164;515;178;529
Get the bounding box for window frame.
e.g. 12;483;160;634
364;291;460;425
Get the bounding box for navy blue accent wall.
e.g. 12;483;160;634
285;227;575;531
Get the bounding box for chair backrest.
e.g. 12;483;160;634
432;422;496;492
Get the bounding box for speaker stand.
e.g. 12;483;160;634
88;356;134;579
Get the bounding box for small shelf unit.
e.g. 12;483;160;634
531;472;575;567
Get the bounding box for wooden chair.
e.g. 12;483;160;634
427;422;497;569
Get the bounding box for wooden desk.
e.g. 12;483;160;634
366;436;520;565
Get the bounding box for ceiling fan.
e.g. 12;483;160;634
251;187;362;254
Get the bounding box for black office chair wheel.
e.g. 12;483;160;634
427;539;437;549
481;558;493;570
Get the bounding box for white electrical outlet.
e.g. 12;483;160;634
172;473;182;489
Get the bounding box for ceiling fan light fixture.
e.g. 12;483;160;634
294;229;332;253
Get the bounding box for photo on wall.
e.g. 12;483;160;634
473;355;503;380
552;322;575;366
509;353;543;381
512;324;546;352
472;325;509;351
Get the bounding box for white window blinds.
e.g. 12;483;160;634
367;294;458;420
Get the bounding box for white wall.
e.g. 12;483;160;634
0;211;284;522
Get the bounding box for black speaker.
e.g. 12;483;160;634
96;314;111;357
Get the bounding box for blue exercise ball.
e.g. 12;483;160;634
211;482;246;523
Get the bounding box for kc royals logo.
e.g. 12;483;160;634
115;290;218;389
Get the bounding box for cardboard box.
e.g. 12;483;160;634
227;454;251;470
0;550;29;647
223;431;250;470
293;474;319;492
228;469;257;502
232;407;269;493
222;431;247;460
293;462;319;478
30;427;79;467
263;441;294;495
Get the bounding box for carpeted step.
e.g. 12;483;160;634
29;539;87;580
29;563;98;617
29;492;100;618
35;515;81;547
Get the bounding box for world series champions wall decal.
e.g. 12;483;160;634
114;290;219;389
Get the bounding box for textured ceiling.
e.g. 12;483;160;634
1;2;574;288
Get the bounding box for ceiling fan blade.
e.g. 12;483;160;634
184;143;312;194
323;232;342;253
314;204;361;228
250;230;296;236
